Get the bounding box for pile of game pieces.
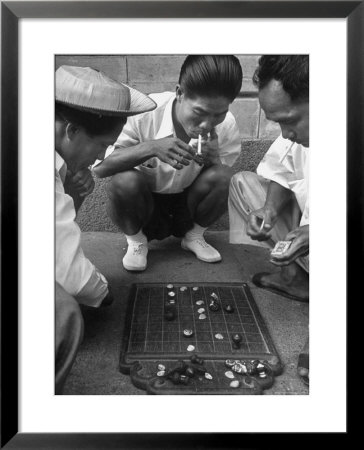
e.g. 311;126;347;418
155;354;212;386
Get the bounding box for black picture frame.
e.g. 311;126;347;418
1;1;361;447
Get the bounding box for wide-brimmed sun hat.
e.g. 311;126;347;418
56;65;156;117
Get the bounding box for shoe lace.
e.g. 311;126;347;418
132;243;146;255
195;238;210;248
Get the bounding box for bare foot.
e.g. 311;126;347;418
252;262;309;302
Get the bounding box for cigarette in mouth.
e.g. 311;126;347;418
259;218;265;232
197;134;202;155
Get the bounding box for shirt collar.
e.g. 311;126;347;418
155;95;176;139
55;151;67;182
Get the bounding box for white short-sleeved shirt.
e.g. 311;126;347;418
55;152;108;306
257;134;309;226
106;91;241;194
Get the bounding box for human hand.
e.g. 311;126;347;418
67;168;95;198
192;128;221;167
153;137;194;170
270;225;309;266
247;207;278;241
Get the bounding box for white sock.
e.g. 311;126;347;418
125;230;147;245
185;223;208;240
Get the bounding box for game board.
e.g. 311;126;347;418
119;283;282;394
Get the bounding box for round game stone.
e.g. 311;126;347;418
157;364;166;371
224;305;234;313
259;371;267;378
215;333;224;340
230;380;240;388
180;286;187;292
187;345;195;352
185;367;195;378
197;308;205;314
209;301;220;312
164;311;175;321
205;372;213;380
168;299;176;304
224;370;235;379
199;314;207;320
225;359;236;368
168;291;176;297
192;286;199;291
210;293;218;300
179;374;189;385
196;300;204;305
157;370;166;377
232;333;242;344
183;329;194;337
166;284;174;290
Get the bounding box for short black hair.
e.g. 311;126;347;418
55;102;126;136
178;55;243;102
253;55;309;102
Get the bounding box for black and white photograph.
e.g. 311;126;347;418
55;54;309;396
2;1;357;443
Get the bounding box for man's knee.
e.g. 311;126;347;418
55;283;83;341
107;170;148;202
201;165;234;192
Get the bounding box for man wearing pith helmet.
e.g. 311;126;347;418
55;65;156;393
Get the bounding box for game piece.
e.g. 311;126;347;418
196;300;204;305
167;284;174;290
210;292;218;300
197;308;205;314
209;300;220;312
232;333;242;348
157;370;166;377
230;380;240;388
224;371;235;379
183;329;194;338
187;345;195;352
179;374;189;385
158;364;166;371
224;305;234;313
225;359;236;368
168;299;176;305
259;372;267;378
180;286;187;292
198;314;207;320
185;367;195;378
232;363;247;374
192;286;199;291
205;372;213;380
168;291;175;297
215;333;224;340
271;240;292;258
164;311;175;321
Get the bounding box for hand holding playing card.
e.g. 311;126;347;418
270;224;309;266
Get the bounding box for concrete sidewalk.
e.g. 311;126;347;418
63;231;309;395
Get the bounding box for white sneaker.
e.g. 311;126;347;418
181;237;222;263
123;241;148;271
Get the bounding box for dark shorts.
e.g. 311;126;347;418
142;190;194;241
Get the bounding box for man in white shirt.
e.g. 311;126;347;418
55;65;156;393
94;55;243;271
228;55;309;384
